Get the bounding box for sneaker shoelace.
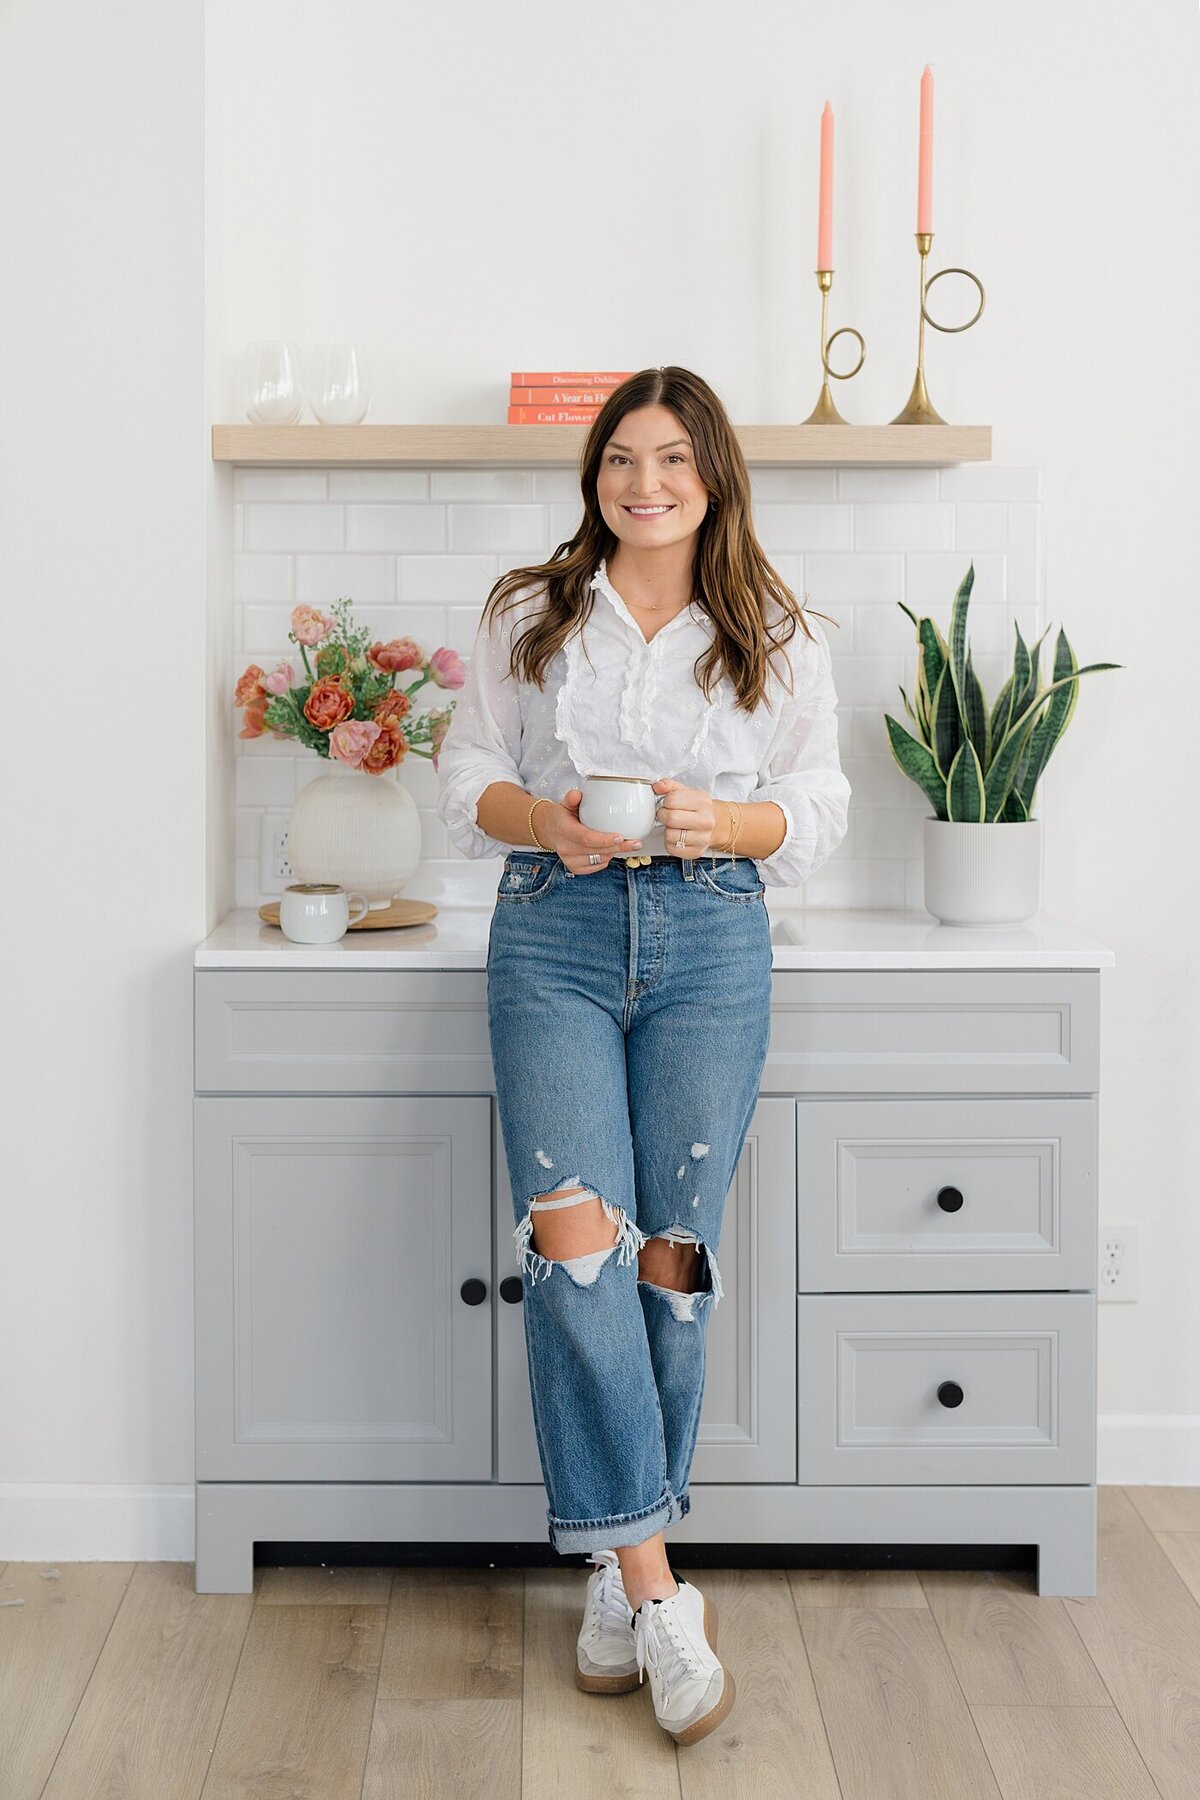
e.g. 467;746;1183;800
585;1550;633;1642
634;1591;705;1687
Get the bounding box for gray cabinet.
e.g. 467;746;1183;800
193;962;1102;1599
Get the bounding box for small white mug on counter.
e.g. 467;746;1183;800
279;883;369;944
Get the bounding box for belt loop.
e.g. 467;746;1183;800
682;857;695;882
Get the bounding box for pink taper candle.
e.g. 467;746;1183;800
817;101;834;269
918;65;934;234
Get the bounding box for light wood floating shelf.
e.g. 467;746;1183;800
212;423;991;467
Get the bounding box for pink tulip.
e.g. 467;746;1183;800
428;647;466;689
262;661;295;694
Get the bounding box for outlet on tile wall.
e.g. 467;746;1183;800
232;462;1042;911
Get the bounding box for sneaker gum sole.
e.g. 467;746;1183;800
664;1594;735;1747
574;1585;721;1699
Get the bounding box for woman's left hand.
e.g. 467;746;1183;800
653;777;723;857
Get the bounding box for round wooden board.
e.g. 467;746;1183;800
258;896;438;931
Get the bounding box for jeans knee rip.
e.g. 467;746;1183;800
513;1178;648;1288
638;1226;724;1319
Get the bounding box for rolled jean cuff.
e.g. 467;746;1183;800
547;1485;690;1555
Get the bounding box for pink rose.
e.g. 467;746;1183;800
262;661;295;695
291;605;335;647
329;719;382;766
428;647;466;689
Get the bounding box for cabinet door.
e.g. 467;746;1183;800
195;1096;492;1480
496;1097;797;1484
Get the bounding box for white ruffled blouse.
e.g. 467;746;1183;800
434;558;851;888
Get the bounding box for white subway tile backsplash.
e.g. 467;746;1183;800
328;470;428;501
837;468;939;503
938;465;1040;501
954;503;1010;553
749;468;838;501
431;469;533;501
448;505;547;551
235;470;329;502
805;554;904;601
854;504;954;552
227;463;1042;913
243;503;344;552
399;555;498;602
347;505;446;552
294;554;396;604
756;504;853;551
234;554;294;601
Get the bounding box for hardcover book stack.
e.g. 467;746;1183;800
507;371;633;425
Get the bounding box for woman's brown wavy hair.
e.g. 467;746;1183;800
480;365;837;716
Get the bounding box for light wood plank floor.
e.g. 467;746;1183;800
2;1486;1198;1799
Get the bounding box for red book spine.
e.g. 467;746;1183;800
510;371;633;387
507;405;603;424
510;387;619;405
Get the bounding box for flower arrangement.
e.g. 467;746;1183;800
234;597;465;773
884;563;1121;822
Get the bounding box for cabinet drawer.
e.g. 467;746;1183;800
195;969;493;1093
798;1097;1097;1291
761;971;1099;1095
797;1291;1095;1484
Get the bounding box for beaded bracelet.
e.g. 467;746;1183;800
528;796;552;850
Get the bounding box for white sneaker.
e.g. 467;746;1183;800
634;1579;735;1744
575;1550;639;1693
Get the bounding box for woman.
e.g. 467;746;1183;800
435;366;850;1745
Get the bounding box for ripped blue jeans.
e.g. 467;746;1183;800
486;847;772;1554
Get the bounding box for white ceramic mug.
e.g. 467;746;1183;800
579;774;661;842
279;882;369;944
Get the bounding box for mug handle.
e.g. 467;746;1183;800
346;893;370;926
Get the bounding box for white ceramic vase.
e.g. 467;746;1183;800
923;818;1042;927
286;757;422;909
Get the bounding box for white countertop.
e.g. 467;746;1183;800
195;904;1115;971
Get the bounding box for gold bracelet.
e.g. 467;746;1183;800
709;800;742;866
528;796;552;850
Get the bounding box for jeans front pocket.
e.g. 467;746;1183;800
692;856;766;902
495;850;563;903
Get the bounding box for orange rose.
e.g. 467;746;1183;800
368;637;423;673
235;664;267;706
360;717;408;774
303;675;355;732
373;688;411;725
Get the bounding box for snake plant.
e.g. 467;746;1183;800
883;563;1121;823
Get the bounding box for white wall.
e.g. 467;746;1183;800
1;0;1196;1558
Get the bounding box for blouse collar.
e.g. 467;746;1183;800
590;558;710;643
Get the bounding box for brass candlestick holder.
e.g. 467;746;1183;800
803;270;865;423
891;231;985;424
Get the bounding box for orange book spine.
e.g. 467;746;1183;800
507;405;603;424
510;371;632;387
510;387;620;405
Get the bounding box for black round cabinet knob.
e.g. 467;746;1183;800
499;1276;524;1304
459;1277;487;1306
936;1185;965;1212
937;1380;964;1408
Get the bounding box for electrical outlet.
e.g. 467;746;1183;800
1099;1225;1138;1302
258;810;293;892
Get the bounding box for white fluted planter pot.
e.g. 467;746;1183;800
286;758;422;909
923;817;1042;927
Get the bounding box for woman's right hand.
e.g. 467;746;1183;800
545;789;643;875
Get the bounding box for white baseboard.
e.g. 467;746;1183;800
1;1418;1196;1562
